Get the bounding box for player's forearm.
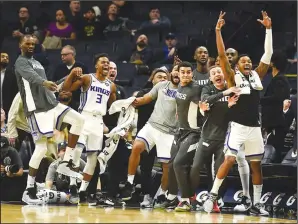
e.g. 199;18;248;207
202;92;224;105
260;28;273;65
62;74;76;91
216;29;226;57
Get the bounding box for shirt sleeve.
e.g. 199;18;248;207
7;93;21;138
260;79;290;105
15;58;45;85
148;81;165;100
201;85;224;105
191;84;203;104
9;147;23;168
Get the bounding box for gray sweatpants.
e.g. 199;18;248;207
168;129;200;198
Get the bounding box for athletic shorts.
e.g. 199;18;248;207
27;103;71;142
77;111;103;152
224;121;264;161
136;123;174;163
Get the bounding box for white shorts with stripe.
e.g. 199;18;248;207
136;123;174;163
77;111;104;152
27;103;71;142
224;121;264;161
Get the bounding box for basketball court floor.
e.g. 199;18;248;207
1;204;297;223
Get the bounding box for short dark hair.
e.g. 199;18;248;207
177;61;193;71
236;54;251;64
93;53;109;66
271;50;288;72
19;34;34;44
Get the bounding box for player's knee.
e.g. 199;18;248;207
29;137;48;169
224;155;236;165
131;140;145;154
236;155;248;168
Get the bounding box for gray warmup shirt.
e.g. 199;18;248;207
148;81;178;134
175;81;201;130
14;55;58;117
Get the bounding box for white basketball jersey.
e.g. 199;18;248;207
78;74;111;116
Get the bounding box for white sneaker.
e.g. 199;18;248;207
250;203;269;216
22;189;44;205
140;194;153;208
203;193;217;213
56;161;83;180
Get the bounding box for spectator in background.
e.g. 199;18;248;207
1;108;8;138
52;45;88;111
12;6;40;39
67;0;83;31
7;93;33;151
261;50;291;162
139;7;171;30
77;7;103;41
111;0;135;19
160;33;178;64
46;9;76;40
130;34;153;65
101;3;129;34
1;53;18;115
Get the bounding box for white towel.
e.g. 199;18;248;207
97;97;136;174
234;70;263;95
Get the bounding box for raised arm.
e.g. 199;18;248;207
255;11;273;80
62;67;90;92
215;11;235;87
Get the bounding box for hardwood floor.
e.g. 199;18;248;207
1;204;297;223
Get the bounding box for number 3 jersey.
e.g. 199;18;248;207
78;74;111;116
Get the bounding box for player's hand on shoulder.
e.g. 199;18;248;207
43;80;58;91
224;86;241;96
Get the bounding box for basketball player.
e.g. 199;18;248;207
189;65;240;212
15;35;85;205
215;24;252;213
120;67;180;201
62;53;117;205
160;61;208;211
203;11;273;216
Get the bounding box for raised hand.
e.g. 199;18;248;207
257;11;272;29
71;67;83;78
216;11;226;30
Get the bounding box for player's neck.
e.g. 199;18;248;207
214;83;225;90
196;63;208;73
272;68;279;77
95;72;106;81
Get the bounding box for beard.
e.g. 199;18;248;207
0;62;8;68
171;75;180;85
137;41;147;48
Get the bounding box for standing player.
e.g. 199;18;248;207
62;53;117;205
203;11;273;216
15;35;85;205
164;61;208;211
215;19;252;213
120;68;180;201
189;65;240;212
